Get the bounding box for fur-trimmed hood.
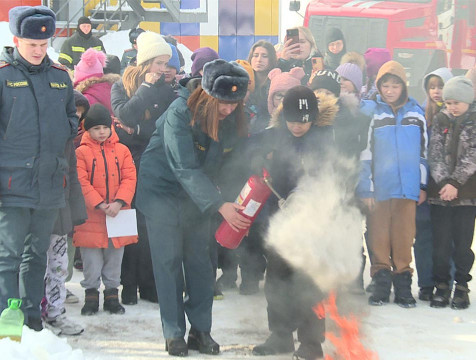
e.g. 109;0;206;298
269;91;339;128
75;73;121;93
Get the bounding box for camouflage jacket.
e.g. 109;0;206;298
428;102;476;205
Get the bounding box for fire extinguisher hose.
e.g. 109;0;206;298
263;176;287;209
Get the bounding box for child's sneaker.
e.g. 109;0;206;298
45;314;84;335
65;289;79;304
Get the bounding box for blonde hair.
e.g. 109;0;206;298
187;86;247;142
288;26;318;56
122;59;154;98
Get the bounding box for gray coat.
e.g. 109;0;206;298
0;47;77;209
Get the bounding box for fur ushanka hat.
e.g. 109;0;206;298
9;6;56;39
201;59;249;102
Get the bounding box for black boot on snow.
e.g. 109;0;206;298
252;332;294;355
368;269;392;306
187;328;220;355
430;283;451;308
451;284;470;310
393;271;416;308
292;342;324;360
418;286;434;301
81;288;99;316
166;337;188;357
121;285;138;305
104;288;125;314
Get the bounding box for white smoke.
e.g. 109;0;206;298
265;158;364;292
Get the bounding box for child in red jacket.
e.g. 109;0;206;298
74;103;137;315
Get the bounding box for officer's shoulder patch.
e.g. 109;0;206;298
0;61;10;69
51;63;69;72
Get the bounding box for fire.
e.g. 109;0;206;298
313;292;378;360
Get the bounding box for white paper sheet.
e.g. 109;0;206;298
106;209;138;238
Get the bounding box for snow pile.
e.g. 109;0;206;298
266;158;363;292
0;326;84;359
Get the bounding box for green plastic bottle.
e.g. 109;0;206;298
0;298;24;342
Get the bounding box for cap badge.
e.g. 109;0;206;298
41;26;47;32
231;85;237;92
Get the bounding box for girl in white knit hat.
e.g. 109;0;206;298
110;31;177;306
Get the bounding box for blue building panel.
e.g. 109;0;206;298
219;35;237;61
180;23;200;36
254;35;279;46
236;36;255;60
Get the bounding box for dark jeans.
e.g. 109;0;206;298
0;207;58;321
414;202;434;288
431;205;476;286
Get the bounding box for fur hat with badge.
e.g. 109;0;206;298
84;103;112;131
9;5;56;39
136;31;172;66
201;59;249;102
282;85;319;123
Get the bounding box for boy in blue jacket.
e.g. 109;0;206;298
358;60;428;308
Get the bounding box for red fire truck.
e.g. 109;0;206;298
301;0;476;96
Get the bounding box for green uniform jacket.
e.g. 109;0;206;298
136;80;242;224
0;47;78;209
58;32;105;69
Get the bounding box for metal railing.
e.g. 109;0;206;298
51;0;127;46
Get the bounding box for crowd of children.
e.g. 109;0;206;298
2;6;476;360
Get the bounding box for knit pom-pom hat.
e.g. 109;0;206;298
267;67;305;115
74;48;106;84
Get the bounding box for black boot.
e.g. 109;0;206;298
451;284;470;310
368;269;392;306
292;342;324;360
252;332;294;355
81;288;99;316
216;273;237;291
430;283;451;308
26;317;43;331
418;286;434;301
104;288;125;314
121;285;138;305
139;286;158;303
187;328;219;355
166;338;188;357
393;271;416;308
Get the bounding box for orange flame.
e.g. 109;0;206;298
313;292;379;360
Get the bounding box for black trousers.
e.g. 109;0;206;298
121;209;156;292
264;248;325;346
431;205;476;286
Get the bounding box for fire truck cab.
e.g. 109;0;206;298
302;0;476;97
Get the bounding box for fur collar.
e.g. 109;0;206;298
269;92;339;128
75;73;121;93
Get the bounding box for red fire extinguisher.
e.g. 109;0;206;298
215;169;272;249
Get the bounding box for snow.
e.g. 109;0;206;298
8;259;472;360
2;16;476;360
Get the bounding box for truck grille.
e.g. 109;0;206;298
308;16;388;55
